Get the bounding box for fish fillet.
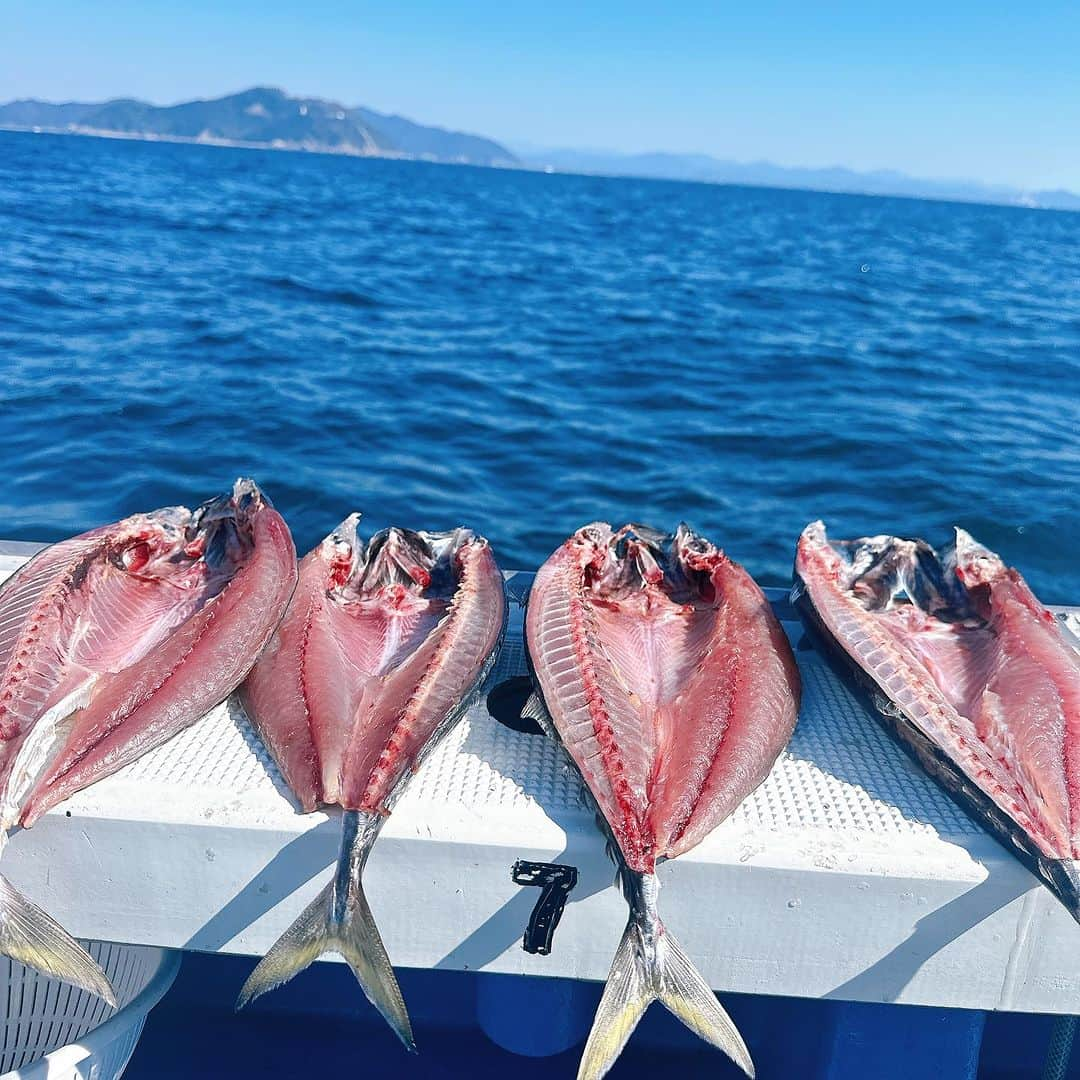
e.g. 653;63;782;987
0;478;297;1000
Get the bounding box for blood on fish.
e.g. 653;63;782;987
123;543;151;572
528;521;800;871
526;521;799;1079
794;520;1080;874
235;517;506;1043
0;479;297;1002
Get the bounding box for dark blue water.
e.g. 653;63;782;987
1;131;1078;597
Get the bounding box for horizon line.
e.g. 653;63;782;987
2;122;1076;217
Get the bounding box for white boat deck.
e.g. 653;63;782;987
2;544;1079;1015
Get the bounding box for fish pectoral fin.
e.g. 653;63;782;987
0;874;117;1007
657;932;754;1077
2;678;97;826
522;690;560;742
235;873;415;1053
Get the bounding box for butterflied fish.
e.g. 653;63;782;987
236;516;507;1049
525;523;801;1080
0;478;297;1003
793;520;1080;915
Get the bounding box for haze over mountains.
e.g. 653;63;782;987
2;87;1077;211
520;147;1080;212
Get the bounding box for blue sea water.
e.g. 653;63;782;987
1;130;1077;598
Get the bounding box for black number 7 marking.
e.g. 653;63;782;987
512;860;579;955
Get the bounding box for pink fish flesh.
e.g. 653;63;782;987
527;522;801;873
0;478;297;999
240;515;506;814
237;516;506;1048
526;523;801;1080
794;520;1080;914
8;479;298;824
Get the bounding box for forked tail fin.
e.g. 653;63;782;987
578;872;753;1080
0;874;117;1006
235;811;414;1051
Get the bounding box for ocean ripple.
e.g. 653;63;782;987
1;131;1078;600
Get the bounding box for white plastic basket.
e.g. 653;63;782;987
0;941;180;1080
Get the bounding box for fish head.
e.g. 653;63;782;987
946;527;1010;620
322;512;366;591
104;505;196;583
951;527;1006;588
365;527;440;591
847;537;931;611
180;478;269;584
102;498;239;585
571;521;725;606
585;523;666;599
800;521;976;621
323;517;481;603
106;478;269;595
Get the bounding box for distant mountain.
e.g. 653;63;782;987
522;146;1080;212
0;87;518;167
0;99;101;127
4;88;1078;210
353;106;512;166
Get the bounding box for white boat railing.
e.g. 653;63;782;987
1;542;1079;1016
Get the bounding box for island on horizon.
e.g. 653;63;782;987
3;86;1078;212
0;86;518;168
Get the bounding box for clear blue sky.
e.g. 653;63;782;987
5;1;1080;190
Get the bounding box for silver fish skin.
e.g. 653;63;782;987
582;867;753;1080
237;518;507;1050
235;810;412;1045
793;520;1080;918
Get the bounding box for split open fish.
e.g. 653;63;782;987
525;522;801;1079
237;515;506;1048
0;478;297;1003
794;520;1080;915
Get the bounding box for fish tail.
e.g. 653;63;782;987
577;871;753;1080
656;929;753;1075
235;811;415;1052
0;874;117;1007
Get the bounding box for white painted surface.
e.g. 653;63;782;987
1;546;1079;1013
